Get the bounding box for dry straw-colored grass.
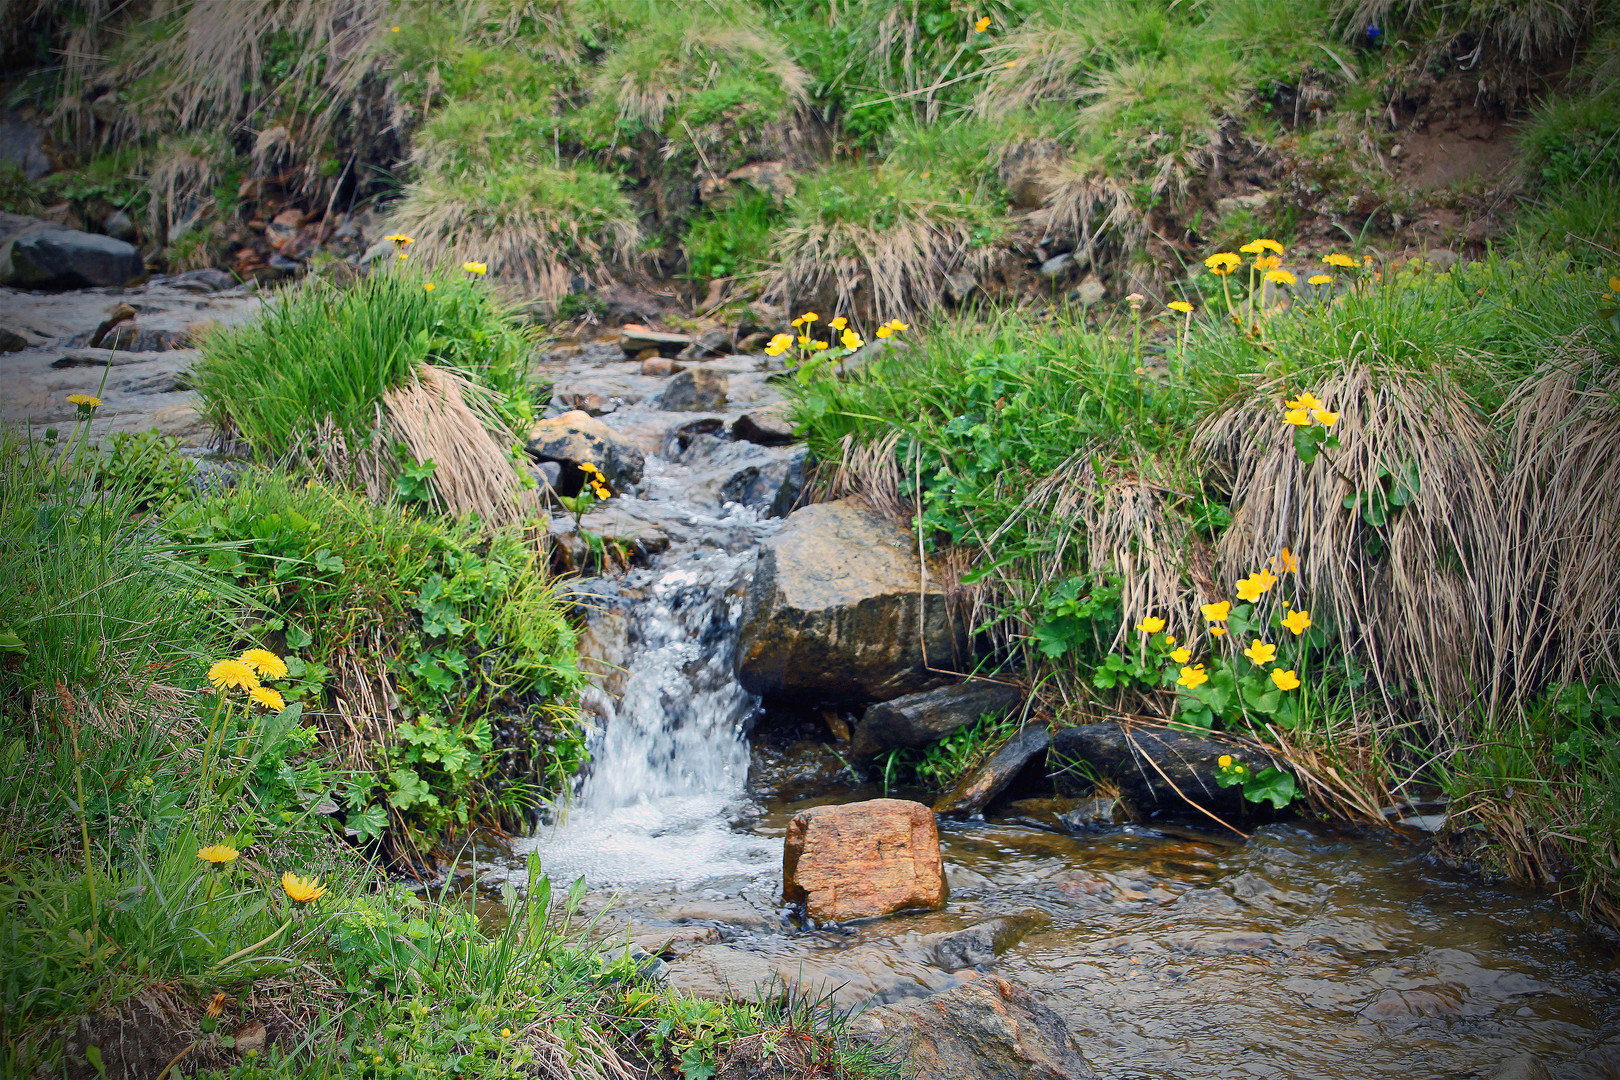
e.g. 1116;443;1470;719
1198;365;1503;728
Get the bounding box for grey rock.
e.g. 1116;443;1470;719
1486;1054;1556;1080
641;356;684;376
661;944;778;1002
1419;248;1459;272
619;325;692;357
934;724;1048;817
921;912;1048;970
944;269;979;304
0;325;28;352
1057;796;1124;830
51;347;166;369
852;681;1025;761
847;977;1094;1080
0;112;51;181
97;323;191;352
736;499;965;703
1039;252;1075;278
168;267;236;293
102;209;136;241
997;796;1120;832
1051;721;1261;817
530;460;563;493
733;407;797;446
999;139;1066;211
525;409;646;490
1214;191;1273;218
0;228;145;288
677;325;734;361
720;452;804;515
1071;276;1106;306
659;366;729;411
768;447;807;518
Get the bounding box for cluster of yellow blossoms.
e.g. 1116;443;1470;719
1282;390;1338;428
196;844;327;902
765;313;905;357
580;462;613;500
1203;243;1366;292
207;648;290;713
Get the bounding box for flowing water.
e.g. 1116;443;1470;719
512;344;1620;1080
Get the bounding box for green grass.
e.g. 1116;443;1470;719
192;265;535;459
684;189;783;283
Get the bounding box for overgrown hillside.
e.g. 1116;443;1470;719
5;0;1616;322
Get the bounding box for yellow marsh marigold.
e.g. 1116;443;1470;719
829;316;847;330
1265;269;1297;286
1170;646;1192;664
1168;300;1193;314
463;261;487;275
1284;408;1311;426
250;686;286;712
1271;668;1301;691
1323;253;1356;268
1210;626;1227;636
1244;640;1278;665
1272;547;1299;573
207;659;260;693
1218;754;1233;768
1285;391;1323;411
791;317;804;328
1609;276;1620;292
239;649;288;679
1308;274;1332;286
1312;409;1339;427
281;872;327;903
1254;255;1282;272
423;282;435;292
975;15;991;31
1204;253;1240;275
801;312;819;323
812;340;829;351
1282;608;1312;635
1255;568;1279;592
1201;601;1231;622
1165;635;1176;644
198;844;239;864
841;328;863;350
1177;664;1209;689
1137;616;1166;634
1235;570;1277;602
67;393;102;409
797;335;812;347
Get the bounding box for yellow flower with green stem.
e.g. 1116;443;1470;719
239;649;287;679
1177;664;1209;689
1137;616;1166;634
1243;640;1277;665
281;872;327;903
1271;669;1301;691
1281;608;1312;635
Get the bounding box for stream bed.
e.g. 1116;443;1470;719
498;342;1620;1080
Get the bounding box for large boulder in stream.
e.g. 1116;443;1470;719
848;977;1095;1080
735;499;963;702
525;410;644;491
782;799;945;922
0;222;146;288
1051;721;1261;818
851;680;1025;762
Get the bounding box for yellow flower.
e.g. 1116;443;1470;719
798;335;811;347
1244;640;1277;665
1272;547;1299;573
1177;664;1209;689
802;312;818;323
1168;300;1193;314
812;340;829;350
829;316;847;330
1241;239;1284;255
1255;568;1278;592
1284;408;1310;426
1235;570;1277;602
198;844;239;864
1282;609;1312;635
1271;668;1301;691
66;393;103;409
207;659;260;693
1137;616;1166;634
281;872;327;903
1201;601;1231;622
1323;253;1356;268
463;261;487;275
390;25;400;32
841;328;863;350
1265;269;1296;286
1164;635;1175;644
1209;626;1227;636
1204;252;1240;275
1285;391;1323;411
423;283;435;292
886;320;909;332
250;686;286;712
1308;274;1332;286
975;15;991;31
1170;646;1192;664
385;234;414;246
1254;255;1282;272
876;325;893;338
1218;754;1233;768
239;648;288;679
791;317;804;327
1610;275;1620;293
1312;409;1339;427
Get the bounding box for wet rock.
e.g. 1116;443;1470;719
525;409;645;490
51;347;164;368
1058;796;1124;830
1486;1054;1555;1080
553;389;618;415
719;452;803;515
88;302;136;347
619;324;692;357
1051;721;1251;817
552;506;671;562
998;796;1120;832
847;976;1094;1080
732;406;797;446
677;326;734;361
97;322;191;352
768;447;807;518
782;798;945;922
748;741;855;801
920;912;1047;970
736;499;963;702
1;226;145;288
934;724;1049;818
660;366;729;411
852;681;1025;762
167;267;236;293
0;325;30;352
664;417;725;457
628;924;721;960
530;460;563;494
641;356;684;376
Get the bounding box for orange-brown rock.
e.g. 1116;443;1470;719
782;799;945;922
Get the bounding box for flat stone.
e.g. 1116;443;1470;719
1057;796;1124;830
0;325;28;352
1051;721;1259;817
641;356;684;376
736;499;963;703
659;366;728;411
525;409;645;490
847;977;1095;1080
619;324;692;357
934;724;1049;818
51;347;170;368
1039;252;1075;278
677;325;733;361
920;912;1048;970
732;406;797;446
782;798;945;923
853;681;1025;761
0;227;145;288
627;924;722;959
661;944;777;1001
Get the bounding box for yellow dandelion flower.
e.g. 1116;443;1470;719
281;872;327;903
1201;601;1232;622
1244;640;1278;665
239;649;288;679
1265;269;1297;286
1168;300;1194;314
1284;408;1311;426
207;659;260;693
975;15;991;31
1177;664;1209;689
1323;253;1356;268
1255;255;1282;272
1308;274;1332;286
385;234;414;246
1312;409;1339;427
1137;616;1166;634
1170;646;1192;664
250;686;287;712
1218;754;1233;768
463;261;487;276
1271;668;1301;691
1205;253;1241;275
1256;239;1284;254
198;844;239;864
423;282;435;292
66;393;103;409
1282;609;1312;635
